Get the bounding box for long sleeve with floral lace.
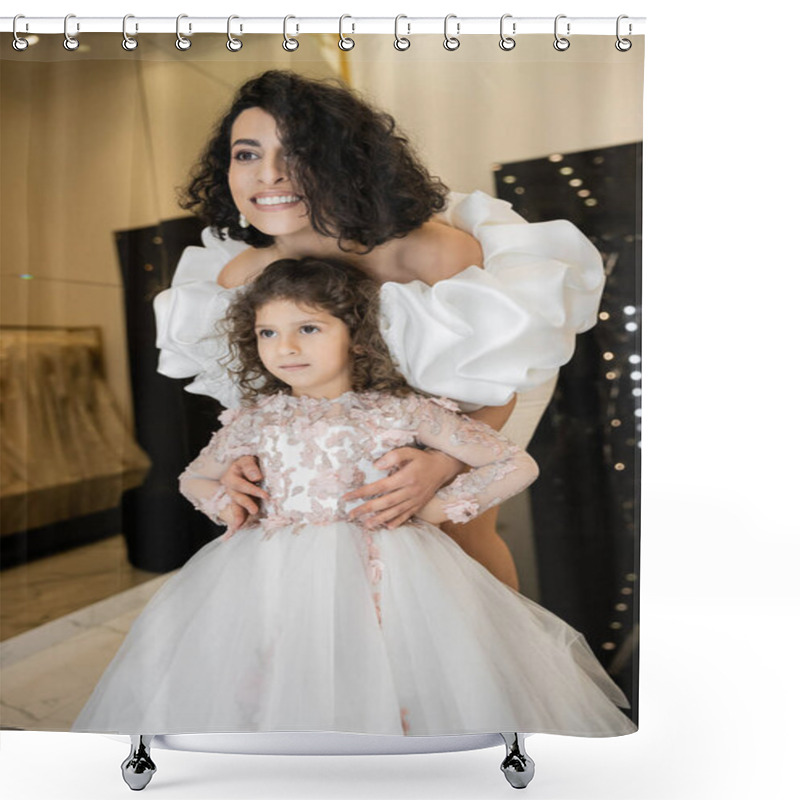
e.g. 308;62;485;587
411;397;539;525
178;405;261;530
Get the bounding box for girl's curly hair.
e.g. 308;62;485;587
181;70;449;253
219;257;411;404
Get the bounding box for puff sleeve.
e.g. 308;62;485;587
379;191;605;407
153;227;248;409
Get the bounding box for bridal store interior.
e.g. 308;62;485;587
0;33;643;731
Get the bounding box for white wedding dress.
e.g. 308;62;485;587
73;392;635;739
153;191;606;448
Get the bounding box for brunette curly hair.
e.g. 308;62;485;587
181;70;448;253
219;257;411;403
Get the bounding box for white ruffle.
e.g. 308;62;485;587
380;191;605;406
154;228;247;409
153;191;604;409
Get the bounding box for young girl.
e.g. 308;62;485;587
74;258;634;738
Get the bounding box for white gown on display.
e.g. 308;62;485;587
72;392;636;738
153;191;606;446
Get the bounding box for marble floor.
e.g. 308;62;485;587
1;534;160;641
0;567;170;731
0;534;169;731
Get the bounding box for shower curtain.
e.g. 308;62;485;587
0;28;643;742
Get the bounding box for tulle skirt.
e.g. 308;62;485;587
72;520;636;737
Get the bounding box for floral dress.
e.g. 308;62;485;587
72;392;635;738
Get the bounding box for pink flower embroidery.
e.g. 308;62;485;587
430;396;462;413
368;558;384;585
199;486;232;524
372;592;382;626
378;428;416;448
442;497;480;524
308;472;344;499
218;407;241;426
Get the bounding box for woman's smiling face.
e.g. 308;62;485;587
228;107;310;239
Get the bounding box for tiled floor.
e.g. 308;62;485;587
1;535;160;641
0;569;170;731
1;534;169;731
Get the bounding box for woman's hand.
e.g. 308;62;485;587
220;456;270;533
344;448;464;530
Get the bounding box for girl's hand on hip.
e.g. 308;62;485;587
220;455;270;517
344;448;463;530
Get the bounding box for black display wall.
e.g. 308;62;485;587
116;218;223;573
495;142;642;719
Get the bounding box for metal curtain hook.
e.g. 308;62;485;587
283;16;299;51
339;14;355;51
394;15;410;51
122;14;138;51
12;14;29;51
227;15;243;51
176;14;191;50
443;14;460;51
553;14;570;51
616;15;632;51
499;14;516;51
63;13;79;51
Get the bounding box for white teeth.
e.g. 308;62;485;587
254;195;301;206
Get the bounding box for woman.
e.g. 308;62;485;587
155;70;605;591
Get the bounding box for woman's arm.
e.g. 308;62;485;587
398;222;484;284
345;394;517;529
468;394;517;429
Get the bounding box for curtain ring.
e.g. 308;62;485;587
175;14;192;51
12;15;29;51
63;13;79;51
122;14;138;51
499;14;516;51
227;15;243;51
553;14;570;51
339;15;355;51
282;16;299;51
615;15;632;52
443;14;460;51
394;15;410;51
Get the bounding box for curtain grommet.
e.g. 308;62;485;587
226;15;243;51
443;14;460;51
282;15;299;51
499;14;516;51
615;15;633;51
553;14;570;51
338;15;355;51
175;14;192;51
122;14;138;51
63;13;79;51
394;15;411;51
12;15;30;51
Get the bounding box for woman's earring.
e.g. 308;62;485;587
238;213;249;229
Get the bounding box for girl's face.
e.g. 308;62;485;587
254;299;353;399
228;108;310;239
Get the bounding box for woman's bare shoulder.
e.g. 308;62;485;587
217;246;278;288
397;221;484;284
